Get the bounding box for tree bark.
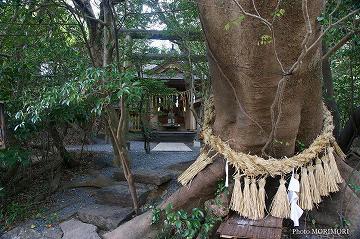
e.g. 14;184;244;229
48;121;74;167
338;107;360;153
322;41;341;139
201;0;325;157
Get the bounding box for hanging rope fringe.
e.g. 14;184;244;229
249;178;260;219
178;149;215;185
299;167;313;210
257;177;266;219
328;147;344;184
178;96;345;220
270;178;290;218
331;140;346;160
230;173;243;213
322;156;339;193
307;165;322;205
315;157;329;196
241;177;251;218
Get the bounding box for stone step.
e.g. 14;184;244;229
112;169;172;186
60;219;100;239
77;204;133;231
94;183;152;207
0;228;46;239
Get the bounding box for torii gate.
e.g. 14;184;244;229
120;29;206;150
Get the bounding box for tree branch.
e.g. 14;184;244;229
322;30;358;60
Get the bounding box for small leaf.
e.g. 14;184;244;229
317;16;324;22
224;23;231;31
175;220;182;229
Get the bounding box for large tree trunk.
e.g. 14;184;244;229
104;1;360;238
202;0;323;157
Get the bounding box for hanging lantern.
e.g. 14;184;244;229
0;101;5;149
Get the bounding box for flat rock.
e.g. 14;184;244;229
77;204;133;230
60;219;100;239
0;227;45;239
41;226;63;239
94;183;151;207
166;160;195;173
113;169;172;186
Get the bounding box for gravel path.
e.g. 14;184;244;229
67;141;200;171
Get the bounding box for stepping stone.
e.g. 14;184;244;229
166;160;195;174
60;219;100;239
152;142;192;152
0;227;45;239
77;204;133;230
41;226;63;239
113;169;172;186
94;183;151;207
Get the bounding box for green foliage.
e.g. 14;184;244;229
258;35;272;45
14;65;140;128
215;179;228;197
296;140;306;152
323;0;360;125
0;0;90;140
349;171;360;193
273;9;285;17
0;202;29;229
151;203;221;239
0;147;30;169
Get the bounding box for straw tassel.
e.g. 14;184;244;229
315;158;329;196
299;167;313;210
230;173;243;213
322;156;339;193
270;178;290;218
241;177;251;218
332;140;346;160
257;177;266;219
307;165;322;204
178;149;214;185
328;147;344;183
249;178;259;220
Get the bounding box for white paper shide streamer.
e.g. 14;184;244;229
288;173;303;226
225;160;229;187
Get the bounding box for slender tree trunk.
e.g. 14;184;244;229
102;1;139;213
48;121;74;167
322;41;341;139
